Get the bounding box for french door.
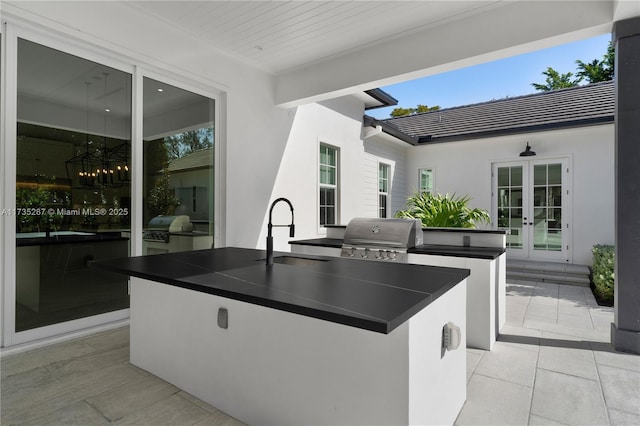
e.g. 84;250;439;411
493;158;570;261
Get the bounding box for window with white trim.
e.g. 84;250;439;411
319;144;338;226
419;168;434;195
379;163;390;218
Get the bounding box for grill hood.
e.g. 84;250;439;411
343;218;423;249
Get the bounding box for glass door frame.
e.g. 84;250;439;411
1;20;224;348
492;157;571;263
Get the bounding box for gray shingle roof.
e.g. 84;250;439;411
167;148;213;172
380;81;614;144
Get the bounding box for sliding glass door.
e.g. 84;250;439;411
14;39;132;333
142;77;215;255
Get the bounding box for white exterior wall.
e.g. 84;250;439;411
362;136;409;218
261;98;408;251
406;124;615;265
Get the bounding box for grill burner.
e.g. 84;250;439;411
340;218;422;262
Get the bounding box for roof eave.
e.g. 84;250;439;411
363;88;399;110
364;115;419;145
414;116;614;145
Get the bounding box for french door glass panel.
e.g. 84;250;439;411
495;160;567;260
532;163;563;252
15;39;131;331
497;164;526;251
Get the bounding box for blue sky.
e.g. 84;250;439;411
368;33;612;119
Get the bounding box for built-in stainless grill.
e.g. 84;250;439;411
340;218;423;262
143;215;193;242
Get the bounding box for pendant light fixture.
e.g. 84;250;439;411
66;71;131;189
519;142;536;157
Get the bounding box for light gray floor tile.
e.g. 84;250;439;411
498;325;541;352
538;345;598;380
557;312;594;330
527;304;558;318
82;327;130;352
558;303;591;317
177;390;219;414
455;374;532;426
531;369;609;425
593;347;640;373
2;363;144;424
528;414;569;425
467;350;483;383
86;374;179;421
46;345;130;379
115;393;210;425
1;339;96;378
529;295;559;307
590;310;615;331
608;408;640;426
598;364;640;415
25;400;109;426
474;342;538;387
0;366;58;402
193;410;247;426
534;283;560;296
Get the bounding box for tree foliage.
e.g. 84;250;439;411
531;67;582;91
164;128;213;160
532;42;614;91
576;41;615;83
390;104;440;118
394;192;491;228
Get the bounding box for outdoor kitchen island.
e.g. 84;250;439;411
96;247;469;426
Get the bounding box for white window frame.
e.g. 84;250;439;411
378;162;390;218
318;143;339;228
418;167;435;195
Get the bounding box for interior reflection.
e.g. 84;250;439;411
15;39;131;331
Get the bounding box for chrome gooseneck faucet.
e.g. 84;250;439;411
266;197;295;265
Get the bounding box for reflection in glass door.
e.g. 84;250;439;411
142;77;215;255
533;163;563;253
496;163;527;254
494;159;568;261
15;39;131;333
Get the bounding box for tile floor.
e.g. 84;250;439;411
457;280;640;426
1;279;639;425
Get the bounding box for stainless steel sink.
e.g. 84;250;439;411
269;256;329;267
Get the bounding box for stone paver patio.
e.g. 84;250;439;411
1;279;639;425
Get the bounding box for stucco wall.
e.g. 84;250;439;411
362;136;409;218
406;124;615;265
261;97;366;251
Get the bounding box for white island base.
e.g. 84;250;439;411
130;277;467;425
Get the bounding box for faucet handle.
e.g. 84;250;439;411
289;224;295;238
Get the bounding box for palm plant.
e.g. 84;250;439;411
395;192;491;228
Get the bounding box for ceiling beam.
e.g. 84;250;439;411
274;1;616;108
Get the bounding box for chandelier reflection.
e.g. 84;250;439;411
65;74;130;189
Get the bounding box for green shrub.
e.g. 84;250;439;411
592;245;615;301
395;192;491;228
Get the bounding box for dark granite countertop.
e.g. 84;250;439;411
289;238;343;248
409;244;505;260
94;247;469;334
290;239;505;259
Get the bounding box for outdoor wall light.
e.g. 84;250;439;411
519;142;536;157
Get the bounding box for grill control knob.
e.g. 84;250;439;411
361;248;369;259
376;249;385;259
348;247;355;257
388;251;397;260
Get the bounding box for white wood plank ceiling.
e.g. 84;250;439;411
126;1;500;74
